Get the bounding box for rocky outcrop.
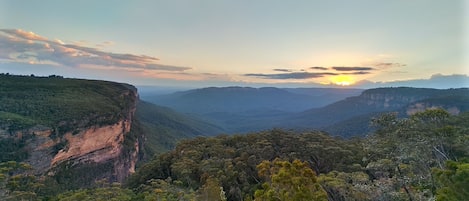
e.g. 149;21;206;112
359;88;433;109
51;119;130;165
11;86;141;183
0;75;144;187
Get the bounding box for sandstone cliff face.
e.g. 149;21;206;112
13;86;141;183
360;90;429;109
51;120;130;166
0;76;145;187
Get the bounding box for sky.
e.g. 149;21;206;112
1;0;468;88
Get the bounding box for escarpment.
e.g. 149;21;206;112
0;75;142;187
51;120;131;166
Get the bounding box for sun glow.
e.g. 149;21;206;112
330;75;354;86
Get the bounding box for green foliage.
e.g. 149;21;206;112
254;159;328;201
365;109;469;200
318;171;371;201
127;129;364;200
136;100;224;156
196;177;227;201
133;178;196;201
51;160;116;191
0;161;42;201
0;137;29;162
54;183;135;201
126;109;468;201
0;74;141;195
0;111;36;131
0;74;137;132
433;160;469;201
0;76;467;201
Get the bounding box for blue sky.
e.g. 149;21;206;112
1;0;468;88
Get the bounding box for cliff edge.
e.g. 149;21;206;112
0;74;141;187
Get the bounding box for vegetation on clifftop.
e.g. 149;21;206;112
0;74;137;132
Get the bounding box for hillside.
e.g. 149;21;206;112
141;86;469;136
0;74;141;190
1;75;468;200
284;87;469;136
0;74;136;131
136;101;225;155
141;86;363;133
0;74;228;196
141;86;363;114
125;110;469;201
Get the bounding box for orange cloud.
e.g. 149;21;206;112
0;29;191;72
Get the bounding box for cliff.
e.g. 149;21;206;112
0;74;141;187
285;87;469;136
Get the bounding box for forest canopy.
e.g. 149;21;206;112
1;108;468;200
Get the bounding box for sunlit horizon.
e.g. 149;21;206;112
0;1;467;88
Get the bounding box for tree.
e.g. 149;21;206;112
0;161;43;201
365;109;469;200
254;159;327;201
318;171;371;201
433;160;469;201
196;177;227;201
54;183;135;201
132;178;196;201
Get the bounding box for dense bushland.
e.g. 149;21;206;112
1;108;467;200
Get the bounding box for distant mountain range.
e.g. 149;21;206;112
140;87;363;133
286;87;469;136
354;74;469;89
141;86;469;136
141;86;363;113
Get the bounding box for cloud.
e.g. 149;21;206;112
1;29;49;41
273;68;293;72
341;71;372;75
310;66;328;70
332;66;374;71
245;72;338;79
374;62;406;68
0;29;191;72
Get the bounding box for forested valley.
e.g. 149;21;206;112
1;108;468;201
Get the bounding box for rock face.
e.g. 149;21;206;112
0;75;146;187
44;87;140;183
45;119;138;182
51;120;130;166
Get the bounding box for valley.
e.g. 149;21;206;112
141;86;469;137
0;74;468;200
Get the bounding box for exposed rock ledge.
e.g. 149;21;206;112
52;119;131;166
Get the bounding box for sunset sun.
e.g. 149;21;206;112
330;75;354;86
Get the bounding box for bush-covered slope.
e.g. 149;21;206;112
126;129;365;200
0;74;136;132
141;86;364;133
284;87;469;137
125;109;469;201
136;100;225;155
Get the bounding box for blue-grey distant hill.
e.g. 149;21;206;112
139;86;363;132
355;74;469;89
141;86;469;137
284;87;469;136
140;86;363;113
